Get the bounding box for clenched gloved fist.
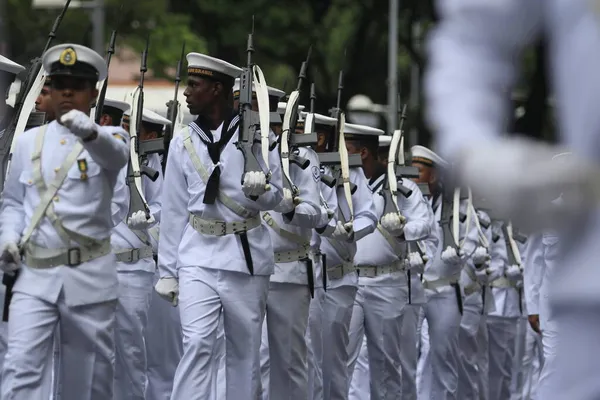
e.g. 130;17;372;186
242;171;269;198
381;213;406;237
441;246;463;265
155;277;179;306
60;109;97;140
506;264;523;285
0;242;20;275
274;188;296;213
127;210;156;230
406;252;425;274
332;220;354;242
472;246;490;269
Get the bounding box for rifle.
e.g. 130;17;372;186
280;47;312;200
236;17;272;201
163;41;186;170
94;29;118;123
126;35;158;222
502;222;524;313
1;0;72;322
0;0;72;193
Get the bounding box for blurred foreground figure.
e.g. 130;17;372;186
426;2;600;399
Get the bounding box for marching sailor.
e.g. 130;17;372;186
155;52;283;399
345;124;430;399
308;115;378;400
0;43;129;399
111;106;167;400
411;145;477;400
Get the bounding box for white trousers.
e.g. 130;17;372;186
307;288;324;400
260;282;311;400
114;270;154;400
346;285;407;400
348;335;370;400
144;271;183;400
416;289;462;400
457;292;484;399
511;318;543;400
534;318;557;400
477;314;490;400
2;291;116;400
171;267;269;400
486;316;518;400
308;285;357;400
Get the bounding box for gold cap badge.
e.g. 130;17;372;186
59;47;77;66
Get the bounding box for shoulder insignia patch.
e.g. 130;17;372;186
311;165;320;182
112;133;126;143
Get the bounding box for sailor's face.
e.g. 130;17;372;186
184;76;218;116
50;76;98;119
140;123;159;141
412;161;437;195
378;147;389;165
35;85;54;120
270;123;282;136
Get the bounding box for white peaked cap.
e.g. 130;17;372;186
379;135;392;147
0;55;25;75
411;145;448;168
278;102;305;115
142;109;172;126
232;78;286;99
103;98;130;115
344;123;384;136
42;44;107;81
300;112;336;127
186;52;242;79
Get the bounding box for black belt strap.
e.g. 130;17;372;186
2;271;18;322
321;253;327;291
305;257;315;298
481;286;486;315
407;270;412;305
238;232;254;275
452;282;463;315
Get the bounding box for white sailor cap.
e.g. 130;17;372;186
411;145;448;168
378;135;392;147
42;44;107;81
186;52;242;83
232;78;286;99
103;98;130;115
344;123;384;139
0;55;25;76
277;102;305;115
300;112;337;127
123;108;172;127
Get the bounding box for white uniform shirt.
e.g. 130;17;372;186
0;121;130;306
487;221;521;318
111;153;162;273
354;175;430;286
262;147;322;284
157;122;283;278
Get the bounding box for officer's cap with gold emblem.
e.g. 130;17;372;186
186;53;242;86
0;55;25;76
42;44;107;81
411;145;448;168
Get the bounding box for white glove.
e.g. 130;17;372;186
506;264;523;284
154;277;179;306
472;246;490;269
242;171;269;198
475;268;488;284
407;252;425;274
486;266;503;282
332;220;354;242
441;246;462;265
274;188;295;213
455;137;592;231
60;109;97;140
381;213;406;236
127;210;156;230
0;242;20;275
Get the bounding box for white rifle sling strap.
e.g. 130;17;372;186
377;223;407;258
326;209;354;263
127;89;151;215
262;212;309;262
252;65;272;179
387;129;402;213
337;113;354;223
469;189;489;249
281;91;300;194
452;187;461;248
20;125;85;247
183;128;254;220
506;222;523;266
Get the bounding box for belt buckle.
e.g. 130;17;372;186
67;248;81;267
209;221;226;236
131;248;140;261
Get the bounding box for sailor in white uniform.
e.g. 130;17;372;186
345;125;430;400
307;114;378;400
155;52;283;400
111;106;166;400
0;43;129;399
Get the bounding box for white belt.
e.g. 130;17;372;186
356;260;404;278
188;213;260;236
490;276;515;289
326;261;356;281
275;246;309;263
422;277;457;291
114;246;154;263
24;240;111;269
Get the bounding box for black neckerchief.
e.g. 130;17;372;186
189;111;240;204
